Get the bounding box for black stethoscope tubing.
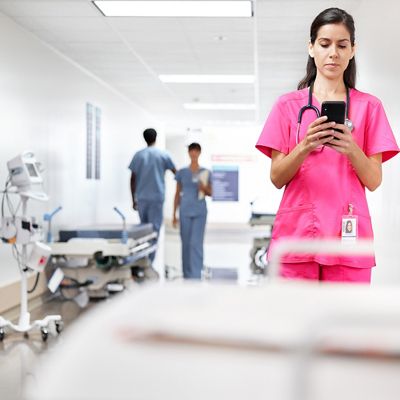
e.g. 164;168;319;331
296;82;353;144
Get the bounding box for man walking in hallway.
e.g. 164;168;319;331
129;128;176;263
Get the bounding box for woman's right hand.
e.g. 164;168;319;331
302;116;336;151
270;116;337;188
172;215;178;228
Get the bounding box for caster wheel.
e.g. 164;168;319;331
0;328;4;342
41;328;48;342
55;321;64;334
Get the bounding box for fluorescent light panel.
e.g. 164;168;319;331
184;103;255;110
93;1;253;17
159;74;254;83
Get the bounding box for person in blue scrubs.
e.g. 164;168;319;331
129;128;176;262
172;143;212;279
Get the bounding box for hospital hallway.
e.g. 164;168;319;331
2;0;400;399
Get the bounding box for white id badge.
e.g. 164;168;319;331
341;215;358;242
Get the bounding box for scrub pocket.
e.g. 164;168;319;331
272;204;316;240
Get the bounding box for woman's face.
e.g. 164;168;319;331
189;149;201;162
309;23;355;81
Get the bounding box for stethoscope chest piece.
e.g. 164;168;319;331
345;118;354;132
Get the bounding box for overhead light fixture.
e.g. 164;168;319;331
159;74;255;83
213;35;228;42
184;103;255;110
93;1;253;17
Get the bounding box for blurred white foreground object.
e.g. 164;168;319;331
26;279;400;400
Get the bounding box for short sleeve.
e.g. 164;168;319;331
128;153;138;172
365;101;399;162
256;98;290;158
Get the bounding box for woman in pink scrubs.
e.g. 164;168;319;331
256;8;399;283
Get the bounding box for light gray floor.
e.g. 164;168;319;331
165;222;270;281
0;297;95;400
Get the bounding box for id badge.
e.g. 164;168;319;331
341;215;358;242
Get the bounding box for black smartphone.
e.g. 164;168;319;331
321;101;346;123
321;101;346;138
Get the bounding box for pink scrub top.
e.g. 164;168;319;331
256;88;399;268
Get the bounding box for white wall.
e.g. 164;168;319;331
355;0;400;284
0;14;162;284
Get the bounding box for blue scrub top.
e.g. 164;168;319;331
175;167;211;217
128;146;175;202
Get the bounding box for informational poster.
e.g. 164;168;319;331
95;106;102;180
212;165;239;202
86;103;93;179
86;102;102;180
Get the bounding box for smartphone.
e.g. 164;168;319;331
321;101;346;123
321;101;346;138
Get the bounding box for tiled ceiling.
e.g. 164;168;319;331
0;0;362;126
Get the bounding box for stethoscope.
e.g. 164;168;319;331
296;82;354;144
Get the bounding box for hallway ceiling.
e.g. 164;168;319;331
0;0;361;126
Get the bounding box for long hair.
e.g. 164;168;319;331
297;8;356;89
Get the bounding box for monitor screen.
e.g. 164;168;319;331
25;163;39;177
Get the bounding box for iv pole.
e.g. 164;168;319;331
0;153;63;342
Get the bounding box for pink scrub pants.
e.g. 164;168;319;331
280;262;371;283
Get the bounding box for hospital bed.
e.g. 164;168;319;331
49;223;158;300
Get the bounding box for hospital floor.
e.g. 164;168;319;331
0;297;93;400
164;222;268;282
0;223;268;399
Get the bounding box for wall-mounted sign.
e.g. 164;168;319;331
212;165;239;202
86;102;102;180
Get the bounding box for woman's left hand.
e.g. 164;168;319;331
198;181;207;193
324;123;358;155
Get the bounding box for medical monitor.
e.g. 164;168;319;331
7;152;43;188
25;162;39;178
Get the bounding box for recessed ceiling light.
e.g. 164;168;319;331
159;74;254;83
204;120;255;125
184;103;255;110
213;35;228;41
93;1;253;17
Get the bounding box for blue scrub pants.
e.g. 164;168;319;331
179;213;207;279
137;200;163;262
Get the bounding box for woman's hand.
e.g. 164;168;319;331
324;123;382;191
323;123;358;155
270;116;340;189
198;180;212;196
198;181;207;193
172;215;179;228
301;116;336;151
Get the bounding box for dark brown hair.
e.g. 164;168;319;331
297;7;356;89
188;142;201;152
